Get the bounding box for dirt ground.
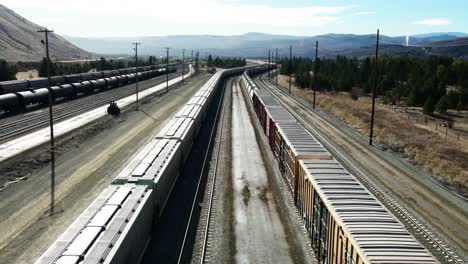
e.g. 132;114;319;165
0;74;211;264
15;70;38;80
277;75;468;197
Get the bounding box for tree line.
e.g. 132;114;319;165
207;55;246;68
38;56;159;77
0;56;161;82
279;55;468;113
0;60;18;81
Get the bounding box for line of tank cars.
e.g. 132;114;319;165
241;71;438;264
35;65;260;264
0;65;177;112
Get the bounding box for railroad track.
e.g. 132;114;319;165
0;71;181;142
256;76;464;264
177;77;228;264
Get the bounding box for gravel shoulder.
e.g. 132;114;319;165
0;74;211;264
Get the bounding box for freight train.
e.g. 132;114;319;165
0;65;177;112
34;65;261;264
241;71;438;264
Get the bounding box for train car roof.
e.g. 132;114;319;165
0;79;29;87
299;159;437;264
34;185;152;264
265;106;296;124
276;123;332;158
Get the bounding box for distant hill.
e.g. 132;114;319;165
64;32;468;60
430;37;468;46
411;32;468;38
0;4;92;62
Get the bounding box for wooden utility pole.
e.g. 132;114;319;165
275;48;278;84
38;27;55;215
268;50;271;79
369;29;380;146
313;40;318;109
289;45;292;94
182;49;185;83
132;42;141;111
166;47;170;93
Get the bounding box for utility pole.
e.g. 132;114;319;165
195;51;200;73
369;29;380;146
191;50;194;77
132;42;141;111
275;48;278;84
313;40;318;109
38;27;55;216
182;49;185;83
289;45;292;94
268;50;271;79
166;48;170;93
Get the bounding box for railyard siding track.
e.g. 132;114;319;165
0;71;182;142
198;78;229;263
177;76;228;264
256;76;466;263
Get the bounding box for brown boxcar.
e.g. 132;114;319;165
297;159;437;264
275;123;333;198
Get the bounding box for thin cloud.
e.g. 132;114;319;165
1;0;356;36
351;11;376;16
414;18;451;26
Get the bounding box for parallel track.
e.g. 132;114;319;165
177;77;227;264
255;75;464;264
0;71;181;142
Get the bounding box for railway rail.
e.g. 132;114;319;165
177;75;228;264
255;75;465;264
0;70;181;142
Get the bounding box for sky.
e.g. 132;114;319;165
2;0;467;37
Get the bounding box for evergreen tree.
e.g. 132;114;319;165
207;55;213;67
0;60;17;81
423;97;435;114
435;95;448;114
38;57;56;77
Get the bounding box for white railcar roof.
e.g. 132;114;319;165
277;123;332;158
300;159;437;264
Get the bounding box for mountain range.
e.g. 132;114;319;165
0;4;91;62
0;3;467;62
64;32;468;60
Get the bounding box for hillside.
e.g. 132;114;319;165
0;4;92;62
64;32;468;60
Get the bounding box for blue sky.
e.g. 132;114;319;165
2;0;467;37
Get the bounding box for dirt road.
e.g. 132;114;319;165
231;79;294;263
